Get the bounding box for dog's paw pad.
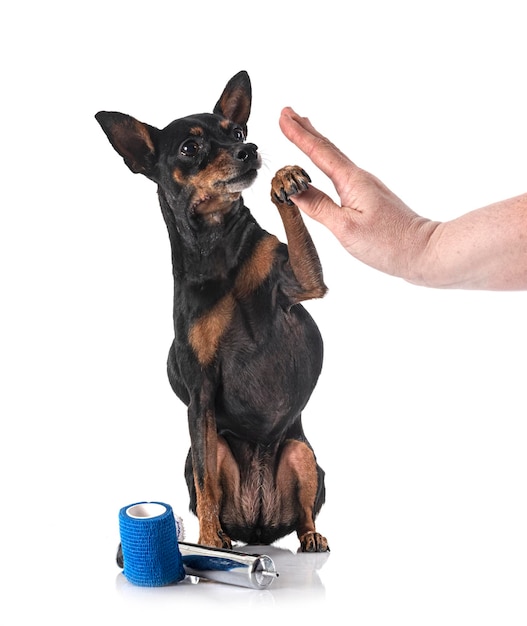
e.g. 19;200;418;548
271;165;311;205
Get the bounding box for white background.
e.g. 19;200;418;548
1;1;526;623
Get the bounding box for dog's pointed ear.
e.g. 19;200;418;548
213;71;252;133
95;111;159;177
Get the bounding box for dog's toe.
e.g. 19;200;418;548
271;165;311;205
218;529;233;549
299;531;330;553
198;529;233;550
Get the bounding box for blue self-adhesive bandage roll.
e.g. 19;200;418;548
118;502;186;586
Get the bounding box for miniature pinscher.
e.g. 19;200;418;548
96;71;329;552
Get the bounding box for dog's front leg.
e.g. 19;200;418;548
271;166;328;302
188;382;231;549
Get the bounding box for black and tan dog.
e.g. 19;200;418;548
96;71;329;552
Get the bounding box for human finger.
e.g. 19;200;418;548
292;184;358;244
279;107;357;189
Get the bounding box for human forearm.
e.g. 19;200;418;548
411;194;527;290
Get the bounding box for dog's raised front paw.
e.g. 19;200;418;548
299;531;330;553
271;165;311;206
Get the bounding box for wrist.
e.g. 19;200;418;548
403;219;444;287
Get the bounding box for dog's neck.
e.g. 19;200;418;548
158;189;262;286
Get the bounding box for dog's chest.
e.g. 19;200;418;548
178;234;282;368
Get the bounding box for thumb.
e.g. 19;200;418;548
294;184;346;230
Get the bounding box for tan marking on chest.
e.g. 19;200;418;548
188;234;280;366
234;235;280;299
189;294;236;367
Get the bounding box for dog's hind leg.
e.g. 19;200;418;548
276;439;329;552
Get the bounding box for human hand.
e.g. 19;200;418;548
279;107;438;280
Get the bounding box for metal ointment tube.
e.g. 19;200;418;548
178;541;279;589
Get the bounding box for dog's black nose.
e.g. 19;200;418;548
236;143;258;162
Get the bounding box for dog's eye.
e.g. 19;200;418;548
180;139;200;157
232;127;245;142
